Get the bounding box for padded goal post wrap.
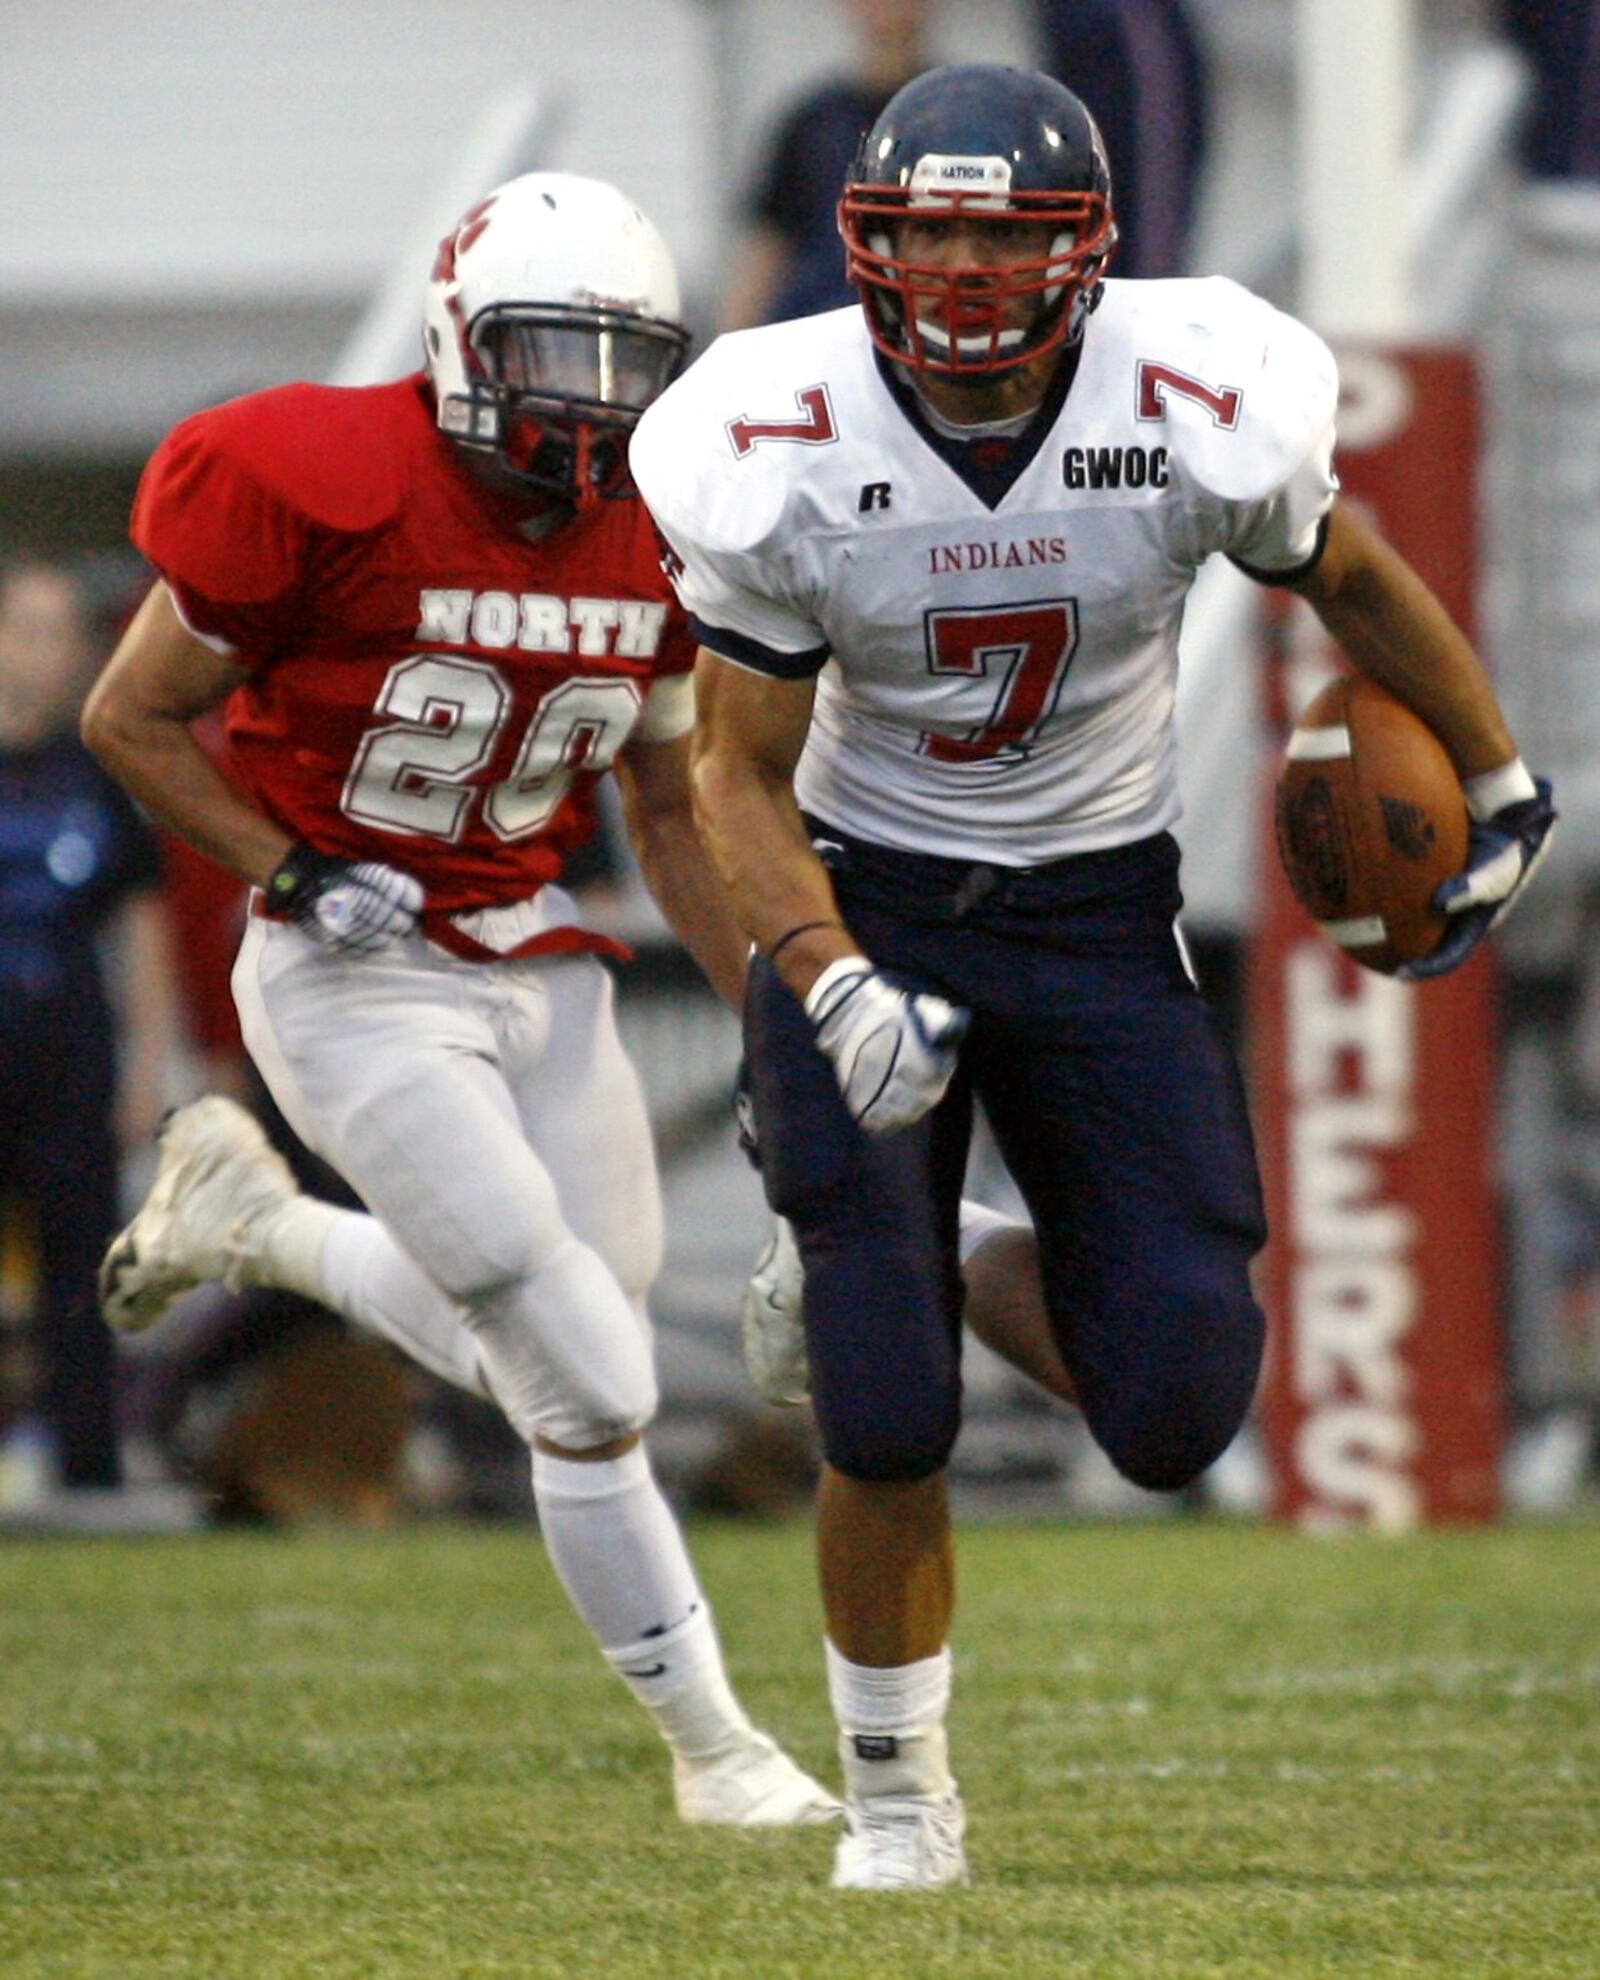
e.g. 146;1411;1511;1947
1251;348;1502;1528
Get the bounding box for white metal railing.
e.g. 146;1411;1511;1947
326;81;568;389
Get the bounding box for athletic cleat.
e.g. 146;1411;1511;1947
740;1217;810;1406
98;1096;299;1333
832;1792;970;1890
674;1731;841;1827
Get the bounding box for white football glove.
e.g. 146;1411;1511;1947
265;842;424;955
804;955;968;1135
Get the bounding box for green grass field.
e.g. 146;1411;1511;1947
2;1517;1597;1978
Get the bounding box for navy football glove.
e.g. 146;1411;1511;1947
1399;768;1556;981
265;842;423;955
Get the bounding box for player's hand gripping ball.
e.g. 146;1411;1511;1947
1274;675;1470;976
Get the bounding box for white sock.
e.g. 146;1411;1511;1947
241;1193;342;1301
957;1198;1030;1267
533;1444;753;1762
298;1208;490;1399
827;1640;955;1800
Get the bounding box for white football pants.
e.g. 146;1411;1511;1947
233;916;662;1449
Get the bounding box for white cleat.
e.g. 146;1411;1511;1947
99;1096;299;1333
674;1731;842;1828
832;1792;970;1891
740;1217;810;1407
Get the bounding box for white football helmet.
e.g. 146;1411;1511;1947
424;172;688;508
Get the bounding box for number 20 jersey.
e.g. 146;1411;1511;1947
133;373;694;929
631;278;1339;865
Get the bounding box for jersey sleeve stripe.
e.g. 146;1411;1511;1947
688;614;832;679
164;577;241;657
1229;510;1332;588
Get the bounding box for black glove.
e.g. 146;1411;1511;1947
265;842;423;955
1399;772;1557;982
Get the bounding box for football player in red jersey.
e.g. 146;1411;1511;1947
82;172;838;1828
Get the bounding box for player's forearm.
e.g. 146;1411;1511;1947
690;750;858;998
625;805;752;1011
1294;511;1517;780
82;700;290;888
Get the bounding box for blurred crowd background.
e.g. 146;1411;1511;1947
3;0;1599;1532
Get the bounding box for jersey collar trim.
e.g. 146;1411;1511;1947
873;342;1082;513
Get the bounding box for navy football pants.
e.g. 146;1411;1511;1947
745;828;1267;1490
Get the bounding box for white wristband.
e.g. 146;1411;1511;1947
1462;756;1536;823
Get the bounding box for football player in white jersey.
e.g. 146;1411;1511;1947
631;64;1556;1889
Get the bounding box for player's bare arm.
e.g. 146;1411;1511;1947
689;649;857;1000
691;647;967;1135
86;581;423;956
612;729;752;1011
82;581;291;886
1287;501;1518;781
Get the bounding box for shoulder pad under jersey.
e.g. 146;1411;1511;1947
1102;278;1338;508
631;309;865;560
169;377;423;535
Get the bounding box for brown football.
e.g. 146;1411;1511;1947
1274;674;1469;975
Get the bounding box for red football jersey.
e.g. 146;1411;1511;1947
132;375;694;942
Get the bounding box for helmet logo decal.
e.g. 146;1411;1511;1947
576;287;647;314
908;155;1013;208
432;195;499;283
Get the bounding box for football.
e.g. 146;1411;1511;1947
1274;674;1469;975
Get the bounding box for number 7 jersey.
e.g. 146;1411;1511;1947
631;279;1339;864
133;373;694;941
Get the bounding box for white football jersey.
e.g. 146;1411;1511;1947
631;277;1339;863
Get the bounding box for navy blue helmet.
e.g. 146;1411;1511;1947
838;64;1118;378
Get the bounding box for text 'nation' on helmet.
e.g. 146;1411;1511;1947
838;63;1119;379
423;172;689;508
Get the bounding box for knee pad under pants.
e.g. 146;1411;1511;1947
465;1254;657;1451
